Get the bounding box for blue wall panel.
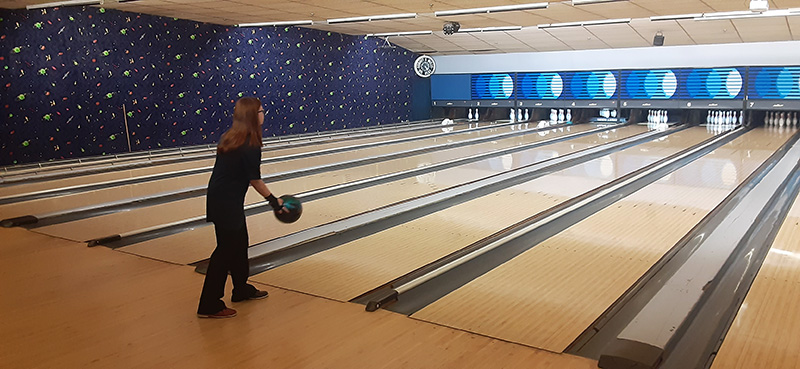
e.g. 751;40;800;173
621;68;744;99
430;74;471;100
471;73;515;100
683;68;744;99
516;71;616;100
749;67;800;99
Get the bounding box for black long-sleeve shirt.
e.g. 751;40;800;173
206;144;261;229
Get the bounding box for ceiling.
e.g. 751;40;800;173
5;0;800;54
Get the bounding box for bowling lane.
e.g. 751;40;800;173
0;149;214;179
116;125;649;265
35;124;598;241
1;122;426;181
410;128;794;353
246;127;714;301
711;182;800;369
0;121;478;197
0;121;512;219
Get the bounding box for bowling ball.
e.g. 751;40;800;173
274;195;302;223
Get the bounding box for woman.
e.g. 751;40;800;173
197;97;283;319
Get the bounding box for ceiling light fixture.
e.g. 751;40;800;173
458;26;524;33
26;0;137;10
582;18;631;26
571;0;629;5
538;21;583;29
538;18;629;29
434;2;548;17
649;13;702;21
238;20;314;27
367;31;433;37
327;13;417;24
695;9;798;21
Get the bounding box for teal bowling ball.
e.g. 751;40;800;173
275;195;302;223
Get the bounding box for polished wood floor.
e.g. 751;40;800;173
0;227;596;368
4;126;798;369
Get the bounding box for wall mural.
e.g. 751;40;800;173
0;7;418;166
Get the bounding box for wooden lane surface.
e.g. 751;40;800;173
0;123;476;197
711;172;800;369
247;127;712;302
116;126;648;265
0;227;597;369
0;123;511;219
410;128;793;353
34;125;598;241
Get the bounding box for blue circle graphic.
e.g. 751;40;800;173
535;73;563;99
776;68;797;98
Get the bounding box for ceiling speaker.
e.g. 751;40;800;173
653;32;664;46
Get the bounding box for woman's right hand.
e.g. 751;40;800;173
276;198;286;214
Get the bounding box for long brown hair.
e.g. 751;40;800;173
217;97;263;153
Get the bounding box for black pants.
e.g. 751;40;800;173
197;222;258;314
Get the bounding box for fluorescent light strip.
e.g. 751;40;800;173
539;21;583;29
434;2;548;17
538;18;628;29
695;9;797;21
650;13;702;21
238;20;314;27
701;10;757;18
26;0;139;9
367;31;433;37
582;17;630;26
27;0;100;9
572;0;629;5
327;13;417;24
459;26;524;33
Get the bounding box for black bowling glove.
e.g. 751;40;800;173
265;194;282;211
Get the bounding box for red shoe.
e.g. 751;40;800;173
197;308;237;319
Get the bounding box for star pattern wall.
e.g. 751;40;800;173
0;7;417;166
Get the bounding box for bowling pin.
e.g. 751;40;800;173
550;109;557;122
558;109;565;122
468;108;473;121
566;109;572;123
518;108;523;122
475;109;479;121
792;112;798;128
779;112;786;127
611;109;617;118
510;108;516;123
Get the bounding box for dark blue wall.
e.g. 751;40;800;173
0;7;424;166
